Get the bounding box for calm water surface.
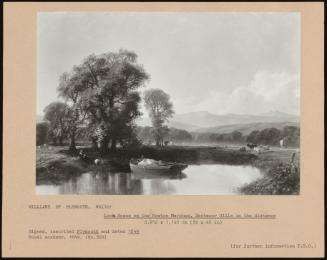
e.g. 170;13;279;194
36;164;263;195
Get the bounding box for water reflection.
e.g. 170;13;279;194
36;164;263;195
37;172;144;195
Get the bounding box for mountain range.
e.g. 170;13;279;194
195;121;299;135
136;110;299;133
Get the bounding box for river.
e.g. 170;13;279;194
36;164;263;195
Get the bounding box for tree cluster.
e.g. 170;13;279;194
136;126;300;147
40;49;178;152
246;126;299;147
136;126;192;145
41;49;149;153
193;131;244;144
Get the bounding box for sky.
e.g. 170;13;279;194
37;12;300;116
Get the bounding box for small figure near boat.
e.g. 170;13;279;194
130;158;188;174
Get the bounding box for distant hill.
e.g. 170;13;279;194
173;110;299;128
167;121;199;131
194;121;300;135
135;117;199;131
136;110;299;132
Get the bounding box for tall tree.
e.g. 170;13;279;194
143;88;174;146
43;102;70;145
57;73;88;151
58;49;149;153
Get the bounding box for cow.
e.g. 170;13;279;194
254;145;270;153
247;143;258;150
94;158;104;166
261;145;270;151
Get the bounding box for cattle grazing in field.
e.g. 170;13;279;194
261;145;270;151
246;143;258;150
94;158;104;166
254;145;270;153
254;146;262;153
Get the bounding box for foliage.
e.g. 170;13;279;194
193;131;244;144
43;102;70;145
57;49;149;153
246;126;299;147
246;130;261;144
36;122;49;145
151;125;170;146
168;128;193;143
282;126;300;147
143;88;174;146
136;125;299;147
136;126;193;145
136;126;154;145
240;163;300;195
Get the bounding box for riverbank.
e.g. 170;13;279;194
239;148;300;195
36;147;87;185
36;144;300;195
36;144;257;184
239;162;299;195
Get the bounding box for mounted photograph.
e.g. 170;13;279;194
36;12;300;195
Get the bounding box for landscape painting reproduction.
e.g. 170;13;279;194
36;12;300;195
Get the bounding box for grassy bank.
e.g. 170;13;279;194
239;163;299;195
36;147;87;185
240;149;300;195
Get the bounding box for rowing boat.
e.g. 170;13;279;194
129;158;188;174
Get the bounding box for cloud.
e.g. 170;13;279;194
38;13;300;116
194;71;300;115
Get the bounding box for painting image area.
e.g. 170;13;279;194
36;12;300;195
